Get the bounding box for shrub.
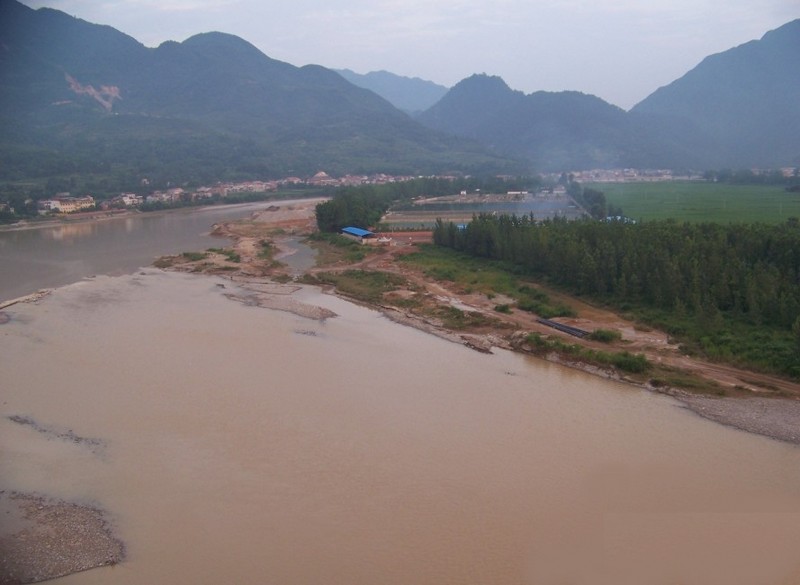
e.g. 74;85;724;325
609;351;649;373
181;251;208;262
588;328;622;343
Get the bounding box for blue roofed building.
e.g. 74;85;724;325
340;226;375;244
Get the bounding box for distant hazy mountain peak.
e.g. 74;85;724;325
454;73;513;90
178;31;274;63
335;68;449;114
182;30;258;49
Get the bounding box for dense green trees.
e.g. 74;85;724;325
434;214;800;377
315;186;392;232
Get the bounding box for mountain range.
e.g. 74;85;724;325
417;19;800;170
0;0;518;188
0;0;798;190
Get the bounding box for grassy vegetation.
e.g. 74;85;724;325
591;181;800;223
588;328;623;343
181;251;209;262
525;330;728;394
207;248;240;263
525;332;650;374
399;244;574;317
255;240;288;271
630;306;798;378
257;240;275;260
313;270;407;303
516;285;575;318
306;232;375;264
647;367;726;396
429;305;500;330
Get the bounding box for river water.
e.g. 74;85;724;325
0;202;289;303
1;209;800;584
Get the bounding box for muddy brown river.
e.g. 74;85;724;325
2;268;799;585
0;202;303;302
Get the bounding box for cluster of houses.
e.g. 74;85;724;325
37;171;420;214
558;167;797;183
37;195;96;214
552;169;702;183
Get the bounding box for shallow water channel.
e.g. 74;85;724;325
2;269;800;585
0;202;295;302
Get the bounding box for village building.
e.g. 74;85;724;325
38;195;95;214
340;175;369;186
119;193;143;206
166;188;185;202
145;191;171;204
307;171;339;187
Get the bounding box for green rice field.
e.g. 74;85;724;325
589;182;800;223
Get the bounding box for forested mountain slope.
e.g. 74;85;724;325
0;0;518;186
632;19;800;168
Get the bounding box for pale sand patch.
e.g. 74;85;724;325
223;281;337;320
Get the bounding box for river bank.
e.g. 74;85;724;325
170;202;800;446
0;209;136;233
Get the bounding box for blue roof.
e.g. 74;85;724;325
341;226;374;237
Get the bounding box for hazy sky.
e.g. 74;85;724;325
19;0;800;109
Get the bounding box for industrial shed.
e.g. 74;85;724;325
340;226;375;244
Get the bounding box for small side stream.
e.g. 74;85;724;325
275;236;317;276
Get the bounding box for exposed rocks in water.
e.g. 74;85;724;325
0;492;125;584
7;415;105;454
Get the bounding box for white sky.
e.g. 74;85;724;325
19;0;800;109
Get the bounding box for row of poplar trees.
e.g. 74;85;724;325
434;214;800;333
